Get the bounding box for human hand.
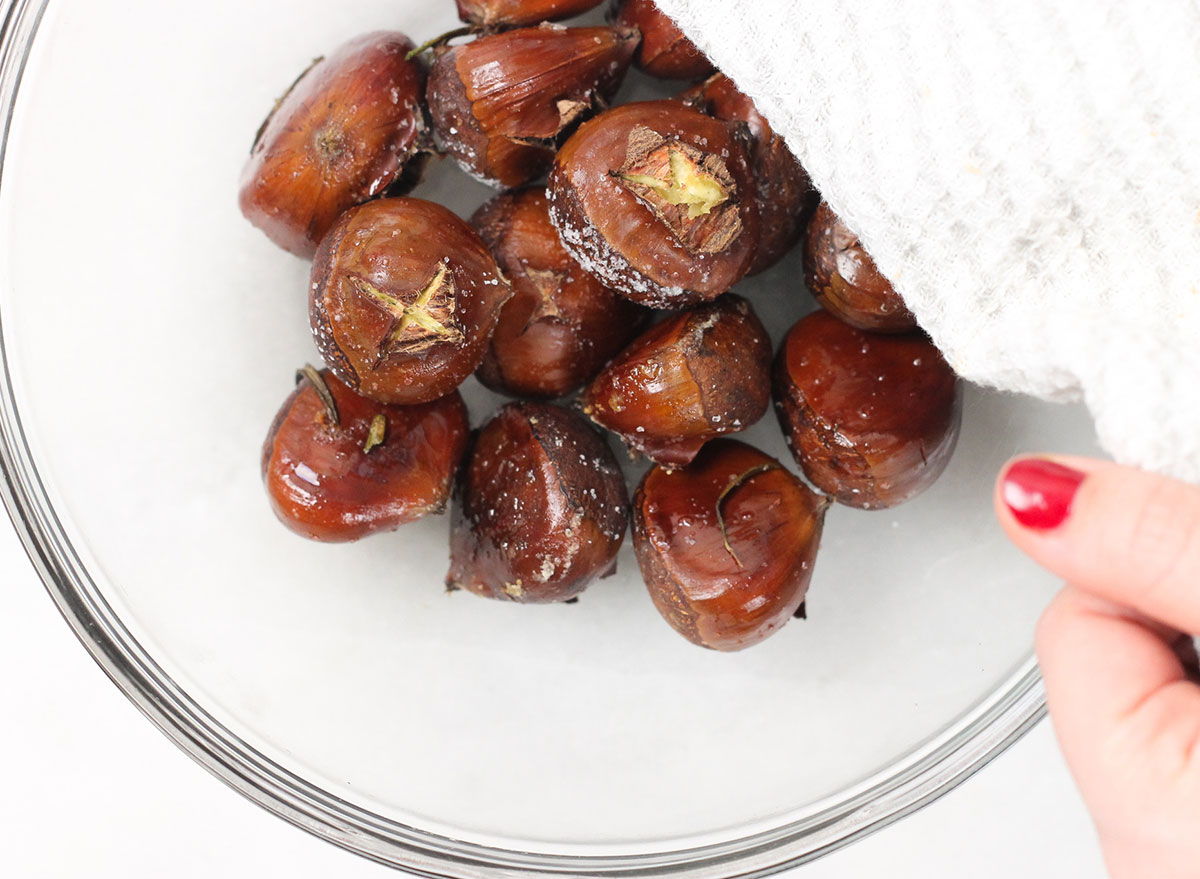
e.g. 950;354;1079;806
995;457;1200;879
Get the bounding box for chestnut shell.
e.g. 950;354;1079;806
683;73;814;275
633;439;827;651
549;101;759;308
804;201;916;333
773;311;961;509
472;187;648;398
447;402;630;603
612;0;714;80
581;294;771;467
310;197;513;405
427;25;639;189
238;32;428;258
456;0;605;28
262;369;469;542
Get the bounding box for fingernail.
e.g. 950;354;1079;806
1002;458;1085;530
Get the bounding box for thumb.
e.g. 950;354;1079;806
995;456;1200;633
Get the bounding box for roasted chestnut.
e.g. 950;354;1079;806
773;311;961;509
456;0;605;28
549;101;759;308
239;32;429;258
471;187;648;397
633;439;827;651
611;0;714;80
427;24;638;189
447;402;629;602
682;73;814;275
581;294;770;467
804;201;916;332
263;366;469;542
310;197;512;405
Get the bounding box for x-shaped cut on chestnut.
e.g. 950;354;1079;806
614;126;742;255
619;143;730;218
521;268;565;329
349;261;465;363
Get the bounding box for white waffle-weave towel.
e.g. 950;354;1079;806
655;0;1200;482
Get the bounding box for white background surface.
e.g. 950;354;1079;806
0;515;1107;878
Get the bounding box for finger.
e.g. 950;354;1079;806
1037;586;1200;802
995;455;1200;634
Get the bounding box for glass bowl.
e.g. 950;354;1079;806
0;0;1098;875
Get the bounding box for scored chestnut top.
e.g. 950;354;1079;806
427;24;639;189
447;402;630;603
472;187;648;398
581;294;771;467
633;439;827;651
804;201;916;333
310;197;512;405
239;32;428;258
773;311;961;509
262;369;470;542
549;101;759;308
456;0;606;28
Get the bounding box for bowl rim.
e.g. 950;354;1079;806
0;0;1046;874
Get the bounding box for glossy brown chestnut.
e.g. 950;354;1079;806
310;197;512;405
773;311;961;509
804;201;916;332
456;0;605;28
427;24;638;189
239;32;429;258
447;402;629;603
682;73;814;275
549;101;759;308
633;439;827;651
471;187;648;397
263;367;470;542
611;0;714;80
581;294;771;467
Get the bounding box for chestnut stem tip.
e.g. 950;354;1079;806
406;27;474;61
295;364;340;426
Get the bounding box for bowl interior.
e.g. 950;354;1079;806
0;0;1097;863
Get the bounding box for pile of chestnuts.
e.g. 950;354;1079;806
246;0;963;653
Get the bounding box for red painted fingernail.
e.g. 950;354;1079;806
1002;459;1085;530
